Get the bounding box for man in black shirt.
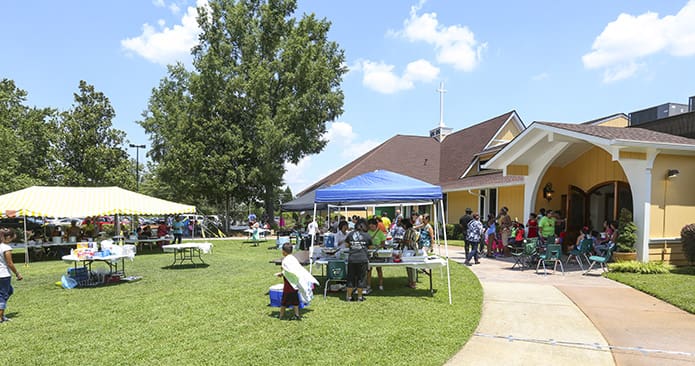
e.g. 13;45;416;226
459;208;473;257
345;219;371;302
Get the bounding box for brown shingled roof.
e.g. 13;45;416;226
297;135;440;196
537;122;695;145
439;111;516;183
441;172;523;191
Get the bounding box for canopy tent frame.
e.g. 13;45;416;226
0;186;196;266
310;170;452;305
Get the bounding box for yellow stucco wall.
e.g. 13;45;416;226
447;190;479;223
537;146;628;213
649;154;695;238
499;185;525;222
595;115;628;128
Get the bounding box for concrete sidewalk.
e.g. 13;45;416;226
442;246;695;366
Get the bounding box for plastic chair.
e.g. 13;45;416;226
323;260;347;298
583;243;616;275
566;238;593;270
536;244;564;275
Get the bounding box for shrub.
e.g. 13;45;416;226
681;223;695;264
608;260;674;274
445;224;456;240
616;208;637;253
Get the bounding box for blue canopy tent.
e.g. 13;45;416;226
313;170;452;304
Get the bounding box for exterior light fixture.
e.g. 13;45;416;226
666;169;679;179
543;183;554;202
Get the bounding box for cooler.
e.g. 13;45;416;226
268;284;307;308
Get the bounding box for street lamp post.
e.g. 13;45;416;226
129;143;146;192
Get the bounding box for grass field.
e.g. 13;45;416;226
2;241;482;365
606;265;695;314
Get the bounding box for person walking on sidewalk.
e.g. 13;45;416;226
459;208;473;258
465;213;484;265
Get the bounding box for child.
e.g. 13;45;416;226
514;222;525;247
275;243;319;320
276;243;301;320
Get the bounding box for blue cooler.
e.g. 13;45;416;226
268;284;307;308
276;236;290;249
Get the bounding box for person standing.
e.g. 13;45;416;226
419;214;435;254
498;207;512;248
345;219;371;301
0;229;22;322
538;210;557;248
465;213;484;265
459;208;473;257
172;216;184;244
401;218;420;289
367;218;386;291
526;213;539;239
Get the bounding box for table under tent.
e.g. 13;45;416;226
0;186;197;264
312;170;453;304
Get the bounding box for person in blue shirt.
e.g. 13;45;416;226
172;216;184;244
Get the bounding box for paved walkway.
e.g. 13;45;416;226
441;245;695;366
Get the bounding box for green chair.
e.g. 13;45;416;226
566;238;593;270
583;243;616;275
509;241;525;270
535;244;564;275
323;260;347;298
520;240;538;271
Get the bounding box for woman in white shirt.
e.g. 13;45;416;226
0;229;23;323
334;221;350;250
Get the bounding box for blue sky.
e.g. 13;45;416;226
3;0;695;195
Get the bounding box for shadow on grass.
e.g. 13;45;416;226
267;308;315;320
161;263;210;270
671;266;695;275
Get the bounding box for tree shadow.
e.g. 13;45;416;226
671;266;695;275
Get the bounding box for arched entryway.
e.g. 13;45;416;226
566;181;632;245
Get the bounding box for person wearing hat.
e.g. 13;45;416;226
459;208;473;257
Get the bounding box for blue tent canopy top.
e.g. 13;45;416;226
314;170;442;204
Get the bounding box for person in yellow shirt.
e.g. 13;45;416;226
367;218;386;292
380;211;392;232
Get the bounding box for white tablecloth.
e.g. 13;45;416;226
162;242;213;254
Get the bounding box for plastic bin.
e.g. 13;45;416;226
268;284;307;308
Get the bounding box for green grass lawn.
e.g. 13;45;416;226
606;266;695;314
2;241;482;365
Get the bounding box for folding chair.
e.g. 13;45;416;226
323;260;347;298
566;238;593;270
508;241;525;270
583;243;615;275
519;239;538;271
536;244;564;275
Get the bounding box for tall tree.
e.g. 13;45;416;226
0;79;58;193
56;80;134;188
141;0;346;221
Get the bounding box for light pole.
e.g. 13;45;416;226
129;143;146;192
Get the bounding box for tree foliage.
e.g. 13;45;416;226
140;0;346;218
0;79;58;193
56;80;134;188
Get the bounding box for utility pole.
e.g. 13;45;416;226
129;143;146;192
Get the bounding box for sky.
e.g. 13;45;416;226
3;0;695;196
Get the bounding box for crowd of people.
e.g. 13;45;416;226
458;206;619;265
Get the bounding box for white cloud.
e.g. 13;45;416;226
531;72;550;81
153;0;165;7
340;140;382;160
392;1;486;71
121;0;208;65
583;0;695;82
283;156;312;193
359;59;439;94
169;3;181;14
323;121;356;142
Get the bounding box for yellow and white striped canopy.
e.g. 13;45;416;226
0;186;196;218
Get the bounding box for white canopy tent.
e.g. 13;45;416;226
0;186;196;264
